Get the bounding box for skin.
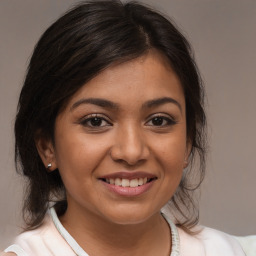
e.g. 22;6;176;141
37;50;190;256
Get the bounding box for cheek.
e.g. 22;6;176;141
151;131;187;193
53;136;103;207
53;133;105;187
154;133;187;167
55;128;104;166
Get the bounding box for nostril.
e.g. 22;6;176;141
116;159;147;168
109;144;150;166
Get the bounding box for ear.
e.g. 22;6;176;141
35;136;57;172
184;140;192;169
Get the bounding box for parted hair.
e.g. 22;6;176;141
15;0;206;233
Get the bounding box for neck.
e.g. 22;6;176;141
59;205;171;256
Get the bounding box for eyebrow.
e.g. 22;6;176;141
142;97;182;112
71;98;119;111
71;97;182;112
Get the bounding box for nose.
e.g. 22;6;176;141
110;124;150;166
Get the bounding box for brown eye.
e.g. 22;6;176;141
152;117;164;126
146;115;176;127
80;115;111;128
89;117;103;126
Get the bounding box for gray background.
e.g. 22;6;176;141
0;0;255;250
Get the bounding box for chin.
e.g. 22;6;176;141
99;206;158;225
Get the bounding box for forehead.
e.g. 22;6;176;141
67;50;185;110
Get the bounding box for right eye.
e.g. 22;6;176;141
80;115;111;128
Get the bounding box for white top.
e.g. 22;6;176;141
4;208;252;256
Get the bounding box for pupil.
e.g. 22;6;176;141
152;117;163;126
91;117;102;126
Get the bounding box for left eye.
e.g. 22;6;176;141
146;116;176;126
81;116;111;127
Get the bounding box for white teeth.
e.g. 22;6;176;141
130;179;139;187
138;178;144;186
115;178;122;186
122;179;130;187
105;177;151;187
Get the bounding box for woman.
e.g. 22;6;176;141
3;1;252;255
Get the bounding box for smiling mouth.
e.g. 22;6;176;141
100;177;157;188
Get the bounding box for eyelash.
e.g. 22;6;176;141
145;114;177;127
79;113;177;129
79;114;112;128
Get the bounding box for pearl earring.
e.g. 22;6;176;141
47;163;52;169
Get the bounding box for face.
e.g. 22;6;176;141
39;51;190;225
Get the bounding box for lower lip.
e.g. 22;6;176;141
101;180;155;197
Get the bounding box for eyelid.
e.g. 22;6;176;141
79;113;112;126
146;112;176;121
145;113;177;126
80;113;111;120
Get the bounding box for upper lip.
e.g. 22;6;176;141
99;172;157;180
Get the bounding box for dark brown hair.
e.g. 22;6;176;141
15;0;206;233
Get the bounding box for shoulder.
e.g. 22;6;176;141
234;235;256;256
178;225;246;256
4;213;74;256
198;226;245;255
13;214;57;250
